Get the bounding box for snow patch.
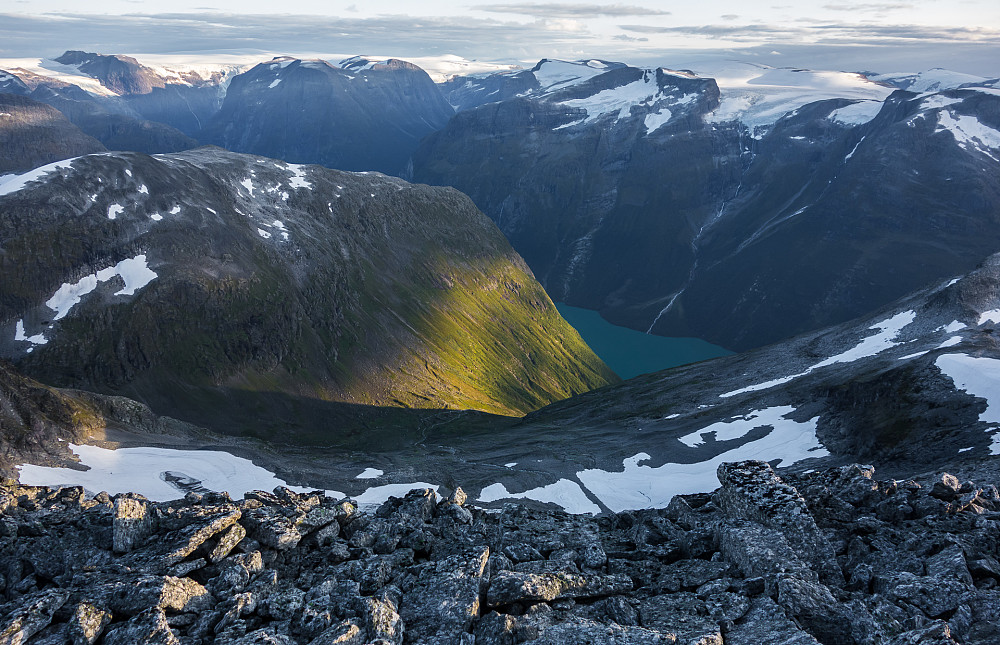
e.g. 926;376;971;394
558;75;658;124
14;320;47;347
479;479;601;515
268;78;282;89
936;110;1000;159
287;164;312;189
45;254;157;320
935;354;1000;426
138;185;149;195
169;205;181;215
979;309;1000;325
577;412;827;512
644;107;672;134
17;444;342;502
240;178;255;196
257;228;271;239
107;204;124;220
829;101;882;125
150;213;163;221
355;484;438;510
721;310;916;398
355;468;383;479
0;158;78;196
677;406;800;447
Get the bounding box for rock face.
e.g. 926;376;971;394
200;57;455;175
0;94;105;173
413;61;1000;351
2;461;999;644
0;147;615;435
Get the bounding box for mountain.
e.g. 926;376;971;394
413;60;1000;350
440;58;628;111
1;68;200;154
0;93;105;173
0;148;616;439
199;57;455;175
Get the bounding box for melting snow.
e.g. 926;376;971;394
355;468;383;479
124;169;132;177
504;462;517;468
578;411;827;512
532;59;608;92
828;100;882;125
169;205;181;215
257;228;272;239
268;78;282;89
0;158;78;196
107;204;124;220
559;75;659;124
287;164;312;189
355;483;438;510
979;309;1000;325
241;178;255;196
721;310;916;397
644;108;672;134
937;336;963;349
138;185;149;194
14;320;47;347
17;444;343;502
45;255;157;320
678;406;800;447
479;479;601;515
935;354;1000;426
936;110;1000;159
845;136;865;161
150;213;163;221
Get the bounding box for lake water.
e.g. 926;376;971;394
556;303;733;380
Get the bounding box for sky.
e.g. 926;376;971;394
2;1;999;76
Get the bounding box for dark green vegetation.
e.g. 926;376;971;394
555;303;732;379
0;148;616;446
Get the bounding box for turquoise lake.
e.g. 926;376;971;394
556;303;734;380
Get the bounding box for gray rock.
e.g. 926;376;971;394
487;570;633;606
162;506;241;564
930;475;962;501
724;597;821;645
716;461;843;585
523;617;676;644
102;607;179;645
884;620;959;645
66;602;112;645
0;589;69;645
716;520;817;585
638;592;722;644
100;575;212;616
308;619;367;644
926;545;973;585
776;575;872;644
400;546;489;644
209;521;247;562
361;592;404;645
887;573;971;618
113;493;153;554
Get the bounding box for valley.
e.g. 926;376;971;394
1;32;999;644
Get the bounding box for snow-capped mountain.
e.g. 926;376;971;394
199;56;455;175
413;60;1000;351
0;148;616;438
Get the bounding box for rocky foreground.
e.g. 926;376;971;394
1;461;998;644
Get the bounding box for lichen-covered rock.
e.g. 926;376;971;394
113;493;152;554
0;589;69;645
66;602;112;645
102;607;178;645
401;546;489;644
487;570;632;606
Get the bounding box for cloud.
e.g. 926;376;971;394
618;21;1000;45
477;3;670;18
613;33;648;42
822;3;912;11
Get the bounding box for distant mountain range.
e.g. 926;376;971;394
3;51;1000;354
